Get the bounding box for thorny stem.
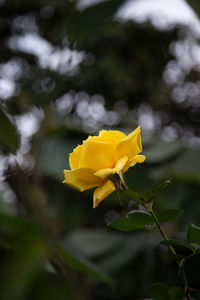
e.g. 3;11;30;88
150;210;191;300
115;174;192;300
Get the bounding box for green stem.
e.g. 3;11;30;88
150;210;175;256
150;209;192;300
115;174;192;299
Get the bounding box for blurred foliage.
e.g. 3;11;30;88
186;0;200;17
0;104;19;153
0;0;200;299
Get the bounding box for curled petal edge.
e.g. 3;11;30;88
95;156;128;180
130;154;146;167
122;154;146;173
63;168;101;192
93;179;116;208
115;126;142;161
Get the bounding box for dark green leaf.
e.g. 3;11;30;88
152;180;171;194
157;209;183;223
187;223;200;245
0;214;46;300
0;105;19;153
66;0;124;46
128;211;154;226
148;282;185;300
168;287;185;299
122;189;142;203
161;240;196;253
185;0;200;18
109;217;148;232
168;253;185;262
54;242;113;285
148;282;169;300
143;189;155;203
184;253;200;285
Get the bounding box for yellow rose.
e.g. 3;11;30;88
63;126;145;208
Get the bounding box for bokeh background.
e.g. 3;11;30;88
0;0;200;299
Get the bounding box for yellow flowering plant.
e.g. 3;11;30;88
63;126;200;300
63;126;145;208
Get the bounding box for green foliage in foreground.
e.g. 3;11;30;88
108;180;200;299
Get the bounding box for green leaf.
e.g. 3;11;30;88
0;214;46;300
109;217;147;232
54;242;113;285
184;253;200;284
0;105;19;153
185;0;200;18
160;240;196;253
168;253;185;262
128;211;154;226
148;283;185;300
66;0;124;46
152;180;171;194
143;189;155;203
109;210;154;232
168;287;185;300
157;209;183;223
122;189;142;203
148;282;169;300
187;223;200;245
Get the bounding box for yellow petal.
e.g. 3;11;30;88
98;130;126;148
94;156;128;180
122;154;146;173
69;144;83;170
95;168;116;180
130;154;146;167
63;168;101;192
93;179;116;208
115;156;128;173
115;126;142;161
79;140;115;171
131;154;146;165
85;135;100;142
